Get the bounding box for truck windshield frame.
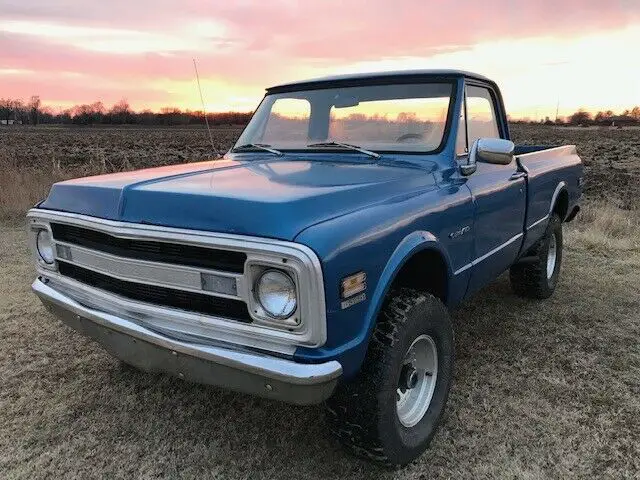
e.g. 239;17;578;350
234;81;457;156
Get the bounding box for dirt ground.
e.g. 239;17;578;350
510;125;640;210
1;218;638;479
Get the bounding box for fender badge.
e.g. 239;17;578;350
341;292;366;310
449;225;471;239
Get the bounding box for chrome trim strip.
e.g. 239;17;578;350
33;278;342;386
55;241;243;300
27;209;327;349
453;262;473;275
527;214;549;231
454;233;523;275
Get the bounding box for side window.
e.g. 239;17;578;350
465;85;500;146
262;98;310;144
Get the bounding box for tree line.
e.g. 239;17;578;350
511;106;640;126
2;96;640;127
0;97;252;126
564;107;640;126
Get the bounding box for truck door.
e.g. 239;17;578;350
458;84;526;293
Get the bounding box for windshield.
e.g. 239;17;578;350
235;82;454;154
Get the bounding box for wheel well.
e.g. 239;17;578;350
553;189;569;221
390;249;448;303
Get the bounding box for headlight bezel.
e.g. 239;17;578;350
255;268;298;321
28;221;57;270
247;261;302;329
36;228;55;264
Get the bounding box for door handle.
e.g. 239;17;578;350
510;171;527;181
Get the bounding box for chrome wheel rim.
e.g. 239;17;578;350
547;232;557;279
396;334;438;427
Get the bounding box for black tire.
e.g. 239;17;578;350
325;288;454;467
510;213;563;299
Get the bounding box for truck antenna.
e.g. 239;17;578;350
193;58;219;158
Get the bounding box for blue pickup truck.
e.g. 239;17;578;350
28;70;582;466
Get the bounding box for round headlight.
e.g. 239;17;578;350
256;270;297;319
36;229;55;264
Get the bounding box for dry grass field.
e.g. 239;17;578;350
0;124;639;479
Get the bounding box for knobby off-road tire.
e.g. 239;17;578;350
510;213;563;299
325;288;454;467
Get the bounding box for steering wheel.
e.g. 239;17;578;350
395;133;424;143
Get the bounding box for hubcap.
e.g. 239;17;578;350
547;232;557;279
396;334;438;427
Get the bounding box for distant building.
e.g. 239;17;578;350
0;119;21;125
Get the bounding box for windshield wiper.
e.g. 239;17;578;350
232;143;283;156
306;141;381;159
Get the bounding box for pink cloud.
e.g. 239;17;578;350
0;33;287;85
1;0;638;108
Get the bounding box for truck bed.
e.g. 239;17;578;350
514;144;582;253
514;145;562;155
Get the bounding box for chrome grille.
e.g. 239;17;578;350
51;223;247;273
57;261;252;321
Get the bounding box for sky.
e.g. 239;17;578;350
1;0;639;119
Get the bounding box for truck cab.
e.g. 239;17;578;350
28;70;583;466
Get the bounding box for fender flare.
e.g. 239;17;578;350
549;181;567;215
362;230;452;338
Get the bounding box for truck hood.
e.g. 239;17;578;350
40;157;438;240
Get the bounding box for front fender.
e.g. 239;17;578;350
292;181;473;378
296;229;456;379
364;230;452;336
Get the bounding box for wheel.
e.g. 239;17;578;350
325;288;454;466
510;213;563;299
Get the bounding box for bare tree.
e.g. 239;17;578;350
568;110;592;125
109;99;132;124
29;95;41;125
0;98;11;124
11;99;26;124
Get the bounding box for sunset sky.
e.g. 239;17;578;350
1;0;639;119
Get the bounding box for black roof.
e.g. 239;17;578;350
267;69;494;93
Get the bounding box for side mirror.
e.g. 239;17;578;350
477;138;515;165
460;138;515;176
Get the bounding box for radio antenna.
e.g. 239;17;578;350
193;58;219;158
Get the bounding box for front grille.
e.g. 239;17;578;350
51;223;247;274
58;261;252;322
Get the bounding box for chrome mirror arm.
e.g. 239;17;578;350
460;140;478;176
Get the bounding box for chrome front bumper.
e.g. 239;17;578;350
33;279;342;405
